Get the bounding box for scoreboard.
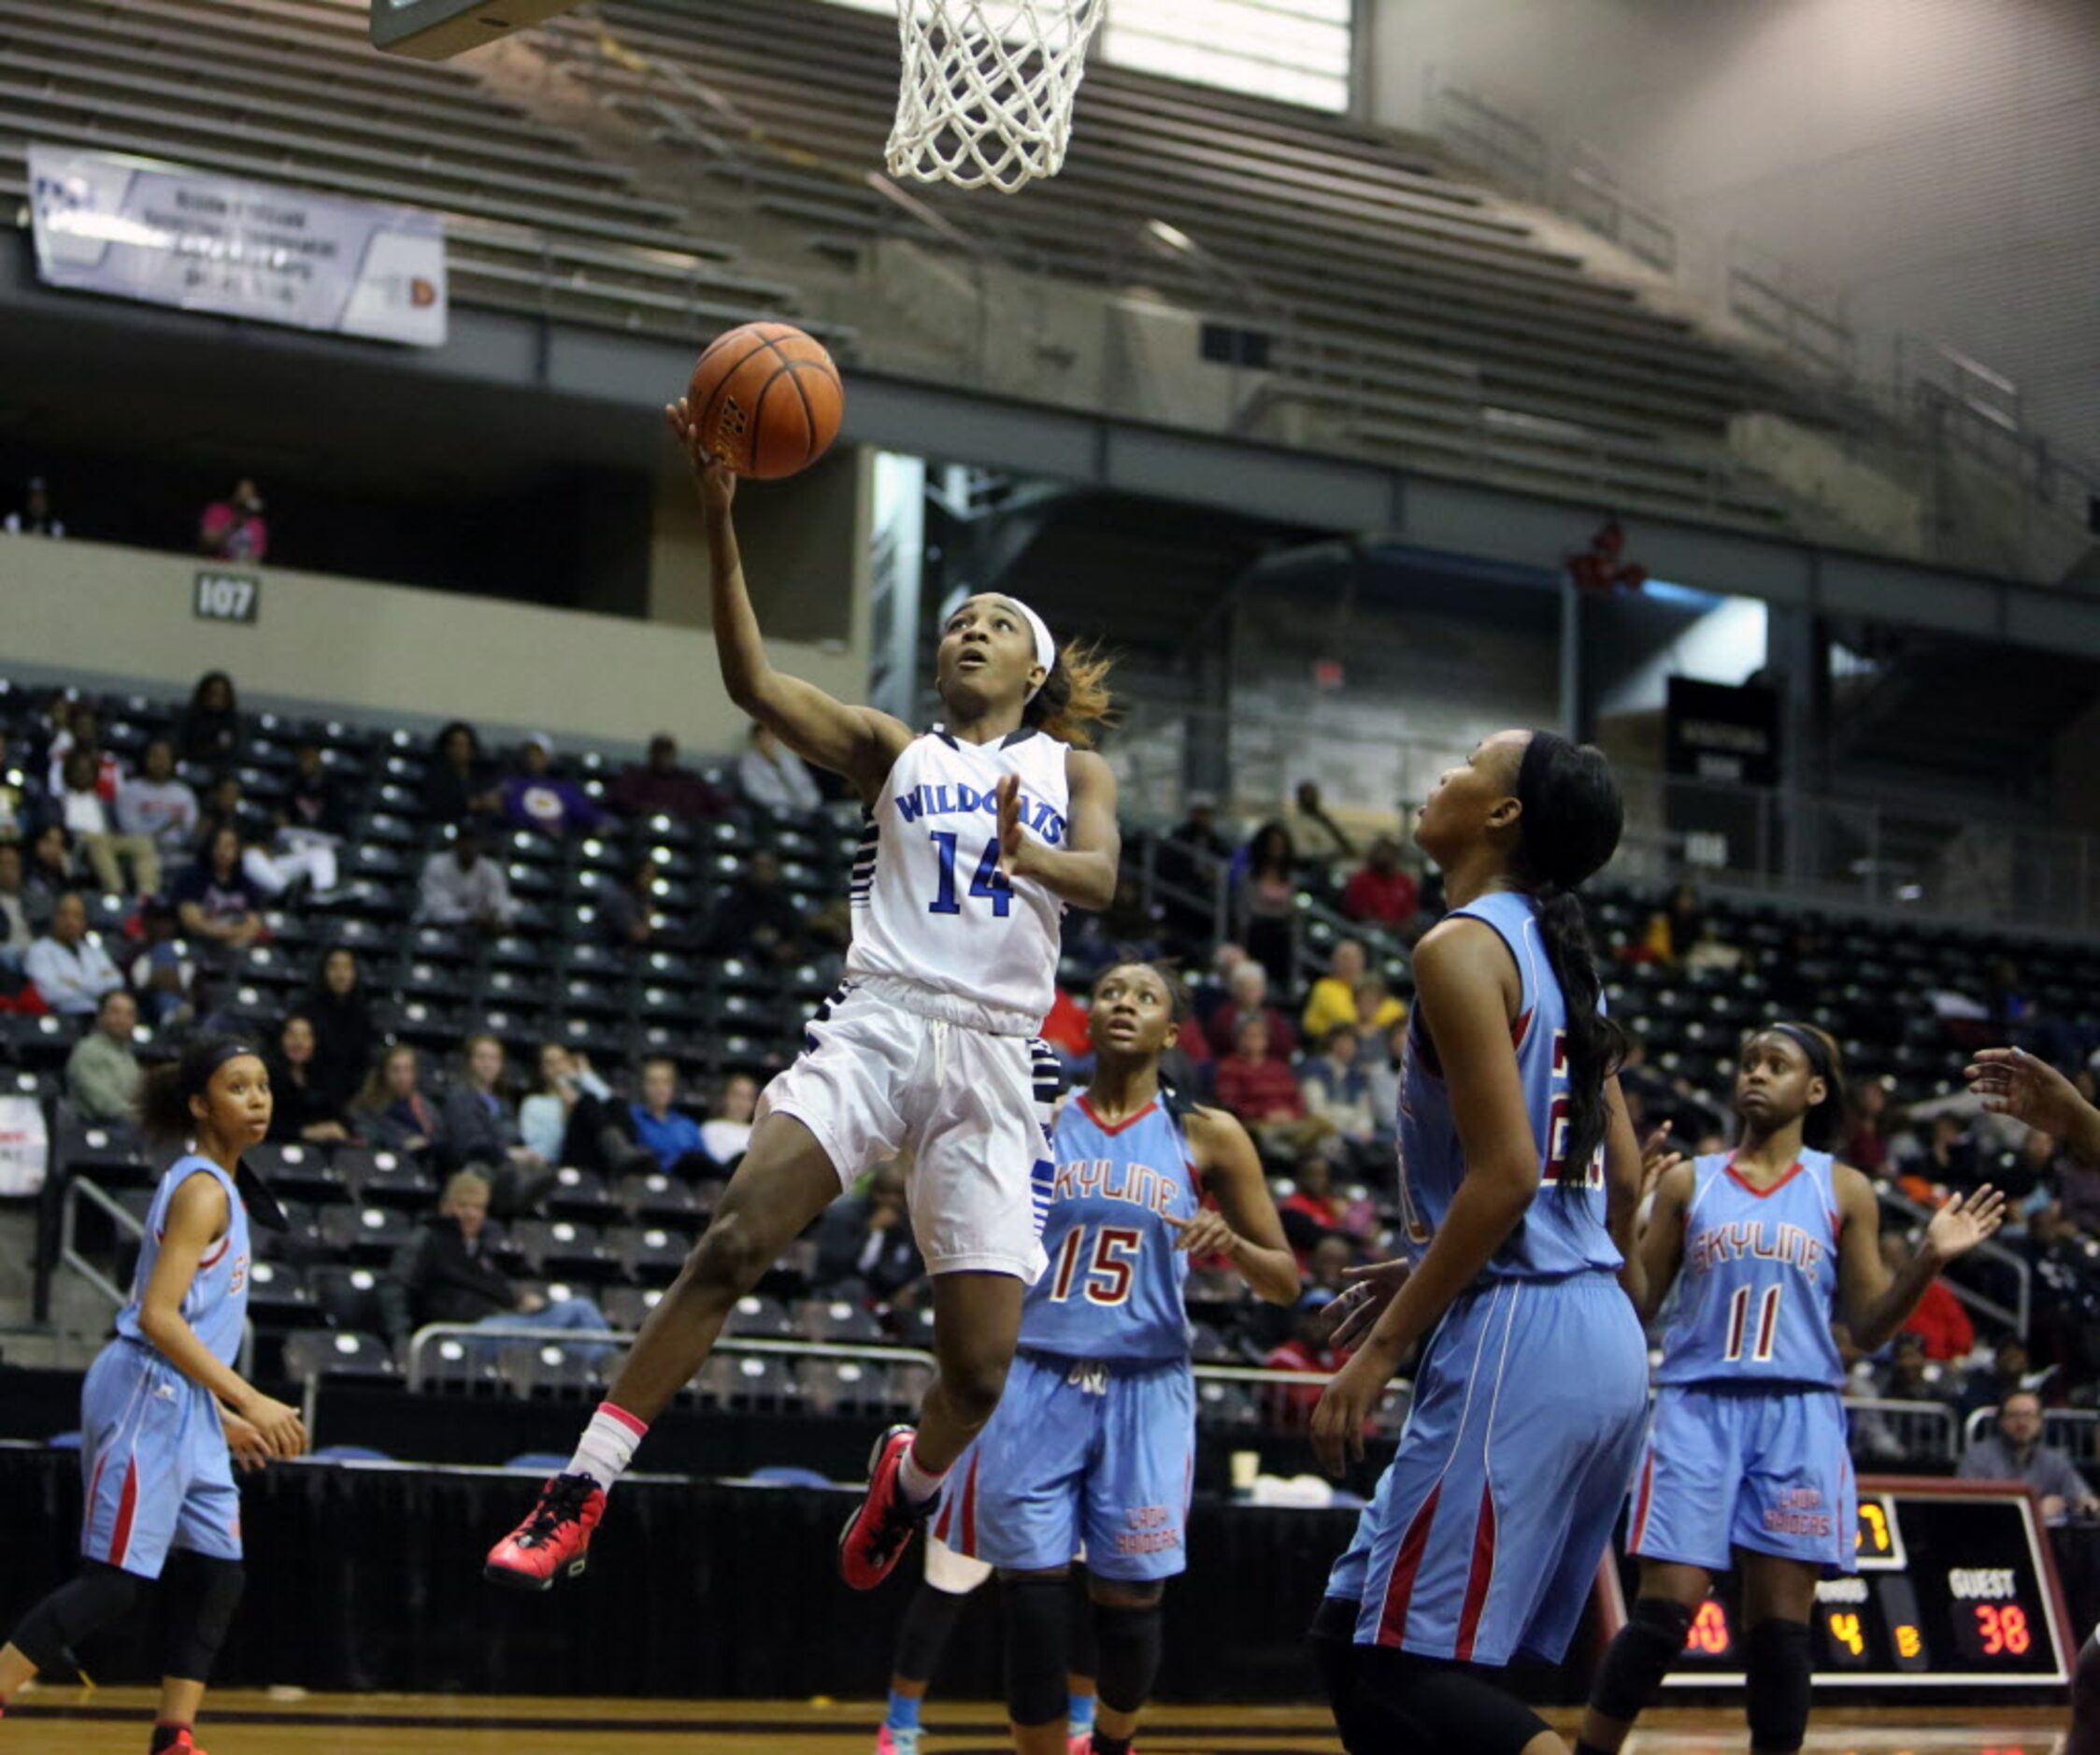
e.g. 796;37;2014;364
1607;1478;2074;1688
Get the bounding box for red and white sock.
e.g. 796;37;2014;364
896;1442;949;1507
566;1401;648;1492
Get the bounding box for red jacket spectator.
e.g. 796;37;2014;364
1343;836;1419;930
1215;1045;1306;1123
199;479;267;562
1039;987;1092;1060
1902;1277;1975;1362
1264;1291;1346;1431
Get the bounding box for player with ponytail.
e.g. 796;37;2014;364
1307;730;1651;1755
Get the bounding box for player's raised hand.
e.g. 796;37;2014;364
664;397;737;511
993;773;1024;879
1328;1258;1410;1351
1640;1120;1685;1206
1169;1208;1236;1257
1923;1183;2007;1264
1965;1047;2088;1136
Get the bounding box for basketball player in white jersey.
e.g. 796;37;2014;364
488;400;1120;1594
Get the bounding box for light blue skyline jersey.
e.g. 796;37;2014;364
1657;1149;1846;1390
1393;891;1623;1281
1020;1094;1200;1364
115;1156;251;1367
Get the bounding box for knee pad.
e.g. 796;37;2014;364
2071;1634;2100;1755
1092;1598;1164;1716
892;1580;970;1686
1588;1595;1693;1722
1354;1648;1550;1755
1743;1619;1813;1753
1000;1577;1071;1727
160;1555;246;1683
9;1562;141;1677
1066;1573;1100;1682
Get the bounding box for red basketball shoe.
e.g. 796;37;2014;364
156;1730;209;1754
838;1426;936;1591
483;1473;606;1591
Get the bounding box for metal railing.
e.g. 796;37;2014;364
405;1322;936;1391
1963;1405;2100;1470
58;1176;255;1378
1422;70;1548;201
1563;145;1678;277
1846;1395;1962;1467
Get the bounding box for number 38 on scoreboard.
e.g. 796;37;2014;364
1621;1477;2074;1691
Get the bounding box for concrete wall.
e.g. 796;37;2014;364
0;526;870;755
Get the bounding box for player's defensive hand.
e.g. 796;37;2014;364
1965;1047;2089;1137
221;1408;274;1474
993;774;1024;880
239;1393;310;1460
1310;1349;1389;1476
1328;1259;1410;1351
1169;1209;1237;1257
1922;1183;2007;1264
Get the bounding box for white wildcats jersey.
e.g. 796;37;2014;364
847;726;1071;1034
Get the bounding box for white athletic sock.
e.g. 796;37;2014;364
896;1441;949;1506
567;1401;649;1491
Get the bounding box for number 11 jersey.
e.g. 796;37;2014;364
849;726;1071;1035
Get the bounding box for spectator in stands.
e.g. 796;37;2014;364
268;740;350;890
2022;1201;2100;1385
1845;1077;1893;1177
1342;835;1420;934
24;892;123;1015
64;988;141;1122
0;728;37;845
1207;960;1296;1063
197;480;266;563
421;721;495;825
264;1014;350;1146
172;826;264;951
1064;871;1164;978
177;671;243;767
1959;1391;2100;1520
498;735;605;840
1215;1015;1325;1161
127;900;195;1028
0;843;30;971
1263;1289;1343;1432
609;734;727;821
438;1033;548;1190
1643;881;1706;966
1907;1112;1984;1191
417;823;517;931
24;822;75;928
1289;780;1353;868
597;854;667;950
1235;820;1298;984
1154;792;1230;946
701;1072;759;1169
115;739;198;863
306;947;374;1112
1361;1013;1407;1134
192;774;255;853
1300;1027;1380;1173
1877;1330;1955;1403
5;475;64;537
707;849;806;963
354;1045;447;1161
380;1168;610;1350
628;1057;714;1177
2057;1152;2100;1237
1307;1233;1358;1292
520;1043;650;1177
1682;919;1744;976
736;722;821;816
813;1162;922;1301
1960;1336;2038;1420
1301;938;1370;1041
55;749;158;898
1886;1231;1976;1361
1352;969;1407;1035
41;702;108;800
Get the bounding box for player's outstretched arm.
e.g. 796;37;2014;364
1835;1164;2006;1353
1311;920;1535;1471
1966;1047;2100;1163
1176;1106;1301;1305
667;400;911;799
1627;1159;1693;1327
997;753;1119;911
137;1173;307;1461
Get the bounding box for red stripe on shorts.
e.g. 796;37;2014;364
1374;1482;1442;1648
109;1458;139;1569
959;1453;980;1557
1629;1452;1657;1553
1452;1481;1499;1662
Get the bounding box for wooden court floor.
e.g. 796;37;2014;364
0;1690;2071;1752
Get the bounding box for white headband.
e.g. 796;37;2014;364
1005;597;1057;700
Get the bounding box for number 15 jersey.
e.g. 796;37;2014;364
849;727;1072;1035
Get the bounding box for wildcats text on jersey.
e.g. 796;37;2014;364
1052;1156;1185;1216
893;781;1067;844
1685;1220;1828;1278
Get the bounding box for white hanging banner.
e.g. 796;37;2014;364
0;1094;50;1198
28;144;448;348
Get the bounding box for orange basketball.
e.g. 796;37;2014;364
686;321;844;480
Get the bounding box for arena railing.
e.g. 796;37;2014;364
58;1175;256;1380
1845;1395;1962;1469
1963;1404;2100;1470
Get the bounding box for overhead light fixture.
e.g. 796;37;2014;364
1145;219;1194;253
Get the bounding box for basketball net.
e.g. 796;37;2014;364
888;0;1106;193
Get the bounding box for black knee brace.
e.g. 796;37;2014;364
1093;1598;1164;1716
1308;1598;1371;1752
1354;1647;1550;1755
892;1580;970;1686
1743;1618;1813;1753
1588;1595;1693;1722
1000;1577;1071;1728
1067;1570;1099;1682
2071;1633;2100;1755
9;1562;142;1677
159;1553;245;1683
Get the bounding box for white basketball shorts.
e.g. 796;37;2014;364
758;976;1060;1282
